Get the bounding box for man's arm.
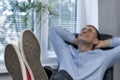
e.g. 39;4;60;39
97;37;120;68
49;26;77;62
49;26;76;44
95;39;111;49
96;37;120;49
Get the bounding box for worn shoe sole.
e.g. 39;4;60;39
4;44;27;80
19;29;48;80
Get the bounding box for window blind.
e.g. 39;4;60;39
48;0;77;50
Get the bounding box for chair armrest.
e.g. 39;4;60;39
103;67;113;80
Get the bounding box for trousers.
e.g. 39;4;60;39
44;66;73;80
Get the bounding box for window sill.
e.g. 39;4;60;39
41;51;58;69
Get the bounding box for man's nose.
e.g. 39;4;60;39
82;29;88;33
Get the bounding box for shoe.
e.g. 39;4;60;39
4;44;27;80
19;29;48;80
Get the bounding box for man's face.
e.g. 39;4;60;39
78;26;99;45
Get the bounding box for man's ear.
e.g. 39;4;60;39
93;39;99;45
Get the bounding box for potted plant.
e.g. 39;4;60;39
9;0;53;31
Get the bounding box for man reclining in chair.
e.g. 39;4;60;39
4;25;120;80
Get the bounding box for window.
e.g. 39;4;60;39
48;0;77;51
38;0;78;67
0;0;33;73
41;0;98;67
0;0;98;71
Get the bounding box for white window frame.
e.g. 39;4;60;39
35;0;98;68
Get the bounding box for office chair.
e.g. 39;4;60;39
44;33;113;80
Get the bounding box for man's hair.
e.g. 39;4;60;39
86;25;100;40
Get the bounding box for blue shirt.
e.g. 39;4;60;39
49;27;120;80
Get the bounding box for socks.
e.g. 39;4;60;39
26;67;31;80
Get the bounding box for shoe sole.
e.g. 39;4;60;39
19;29;48;80
4;44;27;80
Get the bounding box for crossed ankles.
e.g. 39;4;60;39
4;29;48;80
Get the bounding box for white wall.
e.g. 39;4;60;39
76;0;98;33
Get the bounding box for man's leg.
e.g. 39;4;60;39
50;70;73;80
43;66;73;80
4;44;27;80
19;29;48;80
44;66;55;79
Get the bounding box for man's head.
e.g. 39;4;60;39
77;25;100;47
